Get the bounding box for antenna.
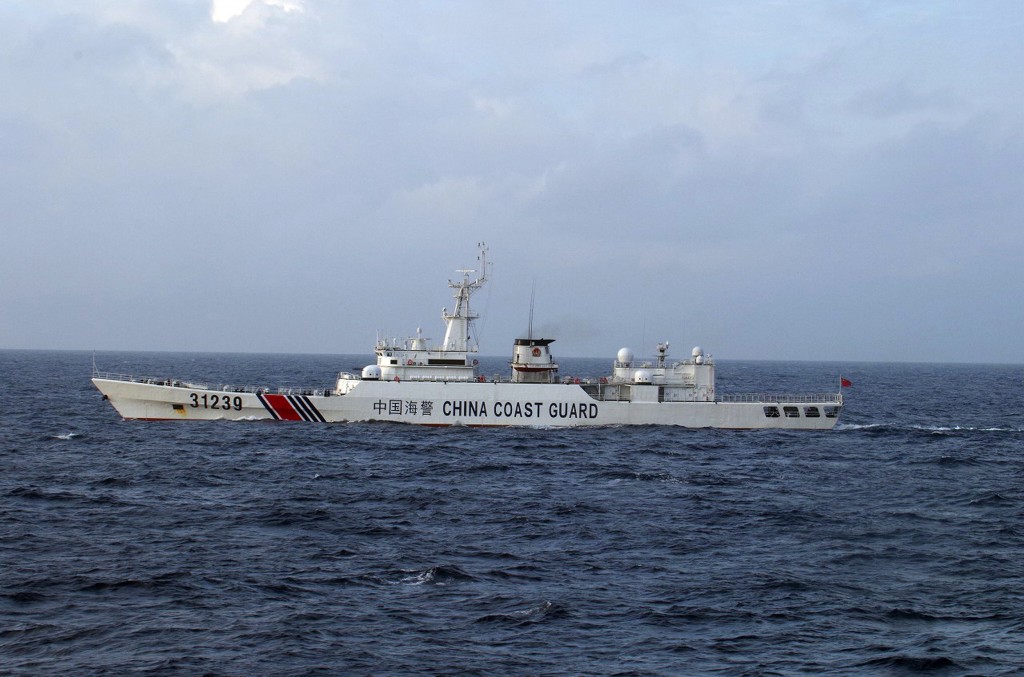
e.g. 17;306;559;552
528;279;536;340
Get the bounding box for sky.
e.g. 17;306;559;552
2;1;1023;363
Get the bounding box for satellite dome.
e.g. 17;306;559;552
617;347;634;365
692;346;703;358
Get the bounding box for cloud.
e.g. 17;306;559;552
847;80;957;119
2;2;1024;361
211;0;304;24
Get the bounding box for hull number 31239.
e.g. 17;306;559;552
190;393;243;411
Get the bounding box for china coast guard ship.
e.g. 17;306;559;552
93;244;843;429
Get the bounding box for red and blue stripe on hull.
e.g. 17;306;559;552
256;392;327;422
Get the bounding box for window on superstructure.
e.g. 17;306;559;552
783;406;800;418
804;407;820;418
763;406;780;418
824;406;841;418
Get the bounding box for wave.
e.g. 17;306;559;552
7;486;79;501
77;570;191;594
91;476;133;487
257;505;336;527
3;591;47;605
838;422;1024;434
593;469;684;483
399;565;476;586
475;600;568;625
968;492;1011;505
854;655;963;671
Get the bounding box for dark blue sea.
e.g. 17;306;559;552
3;350;1024;675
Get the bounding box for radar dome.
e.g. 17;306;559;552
633;369;653;384
361;365;382;380
692;346;703;358
616;347;634;365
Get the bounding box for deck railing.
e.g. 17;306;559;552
91;372;333;397
720;393;843;404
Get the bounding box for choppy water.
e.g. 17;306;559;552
3;350;1024;675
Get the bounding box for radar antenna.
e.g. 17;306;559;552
527;279;537;340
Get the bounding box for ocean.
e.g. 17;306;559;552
2;350;1023;675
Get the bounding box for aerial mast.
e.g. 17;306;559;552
441;242;489;352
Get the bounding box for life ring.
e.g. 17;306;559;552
531;347;542;357
407;359;414;366
394;376;400;382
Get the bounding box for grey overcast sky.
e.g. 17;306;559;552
2;1;1023;362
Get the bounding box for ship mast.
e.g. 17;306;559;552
441;242;489;352
527;279;536;340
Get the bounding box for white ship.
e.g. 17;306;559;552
93;244;843;429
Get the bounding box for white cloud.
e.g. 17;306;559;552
3;1;1024;361
211;0;304;24
211;0;251;23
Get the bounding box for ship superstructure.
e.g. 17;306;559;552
350;244;489;387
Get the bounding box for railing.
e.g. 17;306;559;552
720;393;843;404
92;371;333;397
339;371;505;383
92;371;207;389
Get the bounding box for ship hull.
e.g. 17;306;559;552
93;377;841;430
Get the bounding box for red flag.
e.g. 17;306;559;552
840;377;852;388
